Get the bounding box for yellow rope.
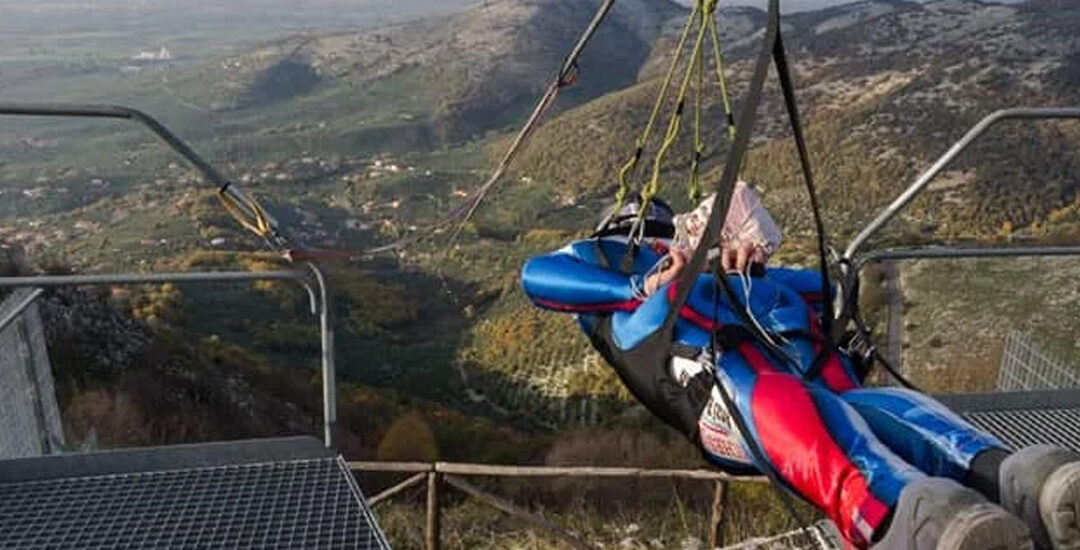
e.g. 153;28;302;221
711;16;747;176
688;7;707;204
707;14;737;143
612;0;701;216
638;0;715;215
608;0;743;227
684;8;741;205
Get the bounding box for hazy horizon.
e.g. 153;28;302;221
701;0;1029;11
0;0;1033;11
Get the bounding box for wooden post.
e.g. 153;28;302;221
708;480;728;549
426;472;441;550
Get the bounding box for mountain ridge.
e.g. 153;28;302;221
509;0;1080;237
166;0;686;148
2;0;1080;465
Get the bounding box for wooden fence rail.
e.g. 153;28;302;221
348;461;767;481
349;461;767;550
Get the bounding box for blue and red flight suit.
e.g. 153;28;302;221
521;235;1005;546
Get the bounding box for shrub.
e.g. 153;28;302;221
536;426;708;508
63;389;152;449
377;412;440;462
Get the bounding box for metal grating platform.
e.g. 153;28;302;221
0;437;390;549
964;408;1080;451
720;520;842;550
939;389;1080;452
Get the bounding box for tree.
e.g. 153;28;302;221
376;412;440;462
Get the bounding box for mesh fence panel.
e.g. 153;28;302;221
0;288;64;459
998;331;1080;391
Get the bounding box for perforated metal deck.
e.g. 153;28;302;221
939;389;1080;452
0;437;390;549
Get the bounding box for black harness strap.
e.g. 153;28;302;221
661;0;811;531
669;15;773;308
836;260;922;390
593;0;826;534
850;307;922;391
587;316;711;439
771;29;839;384
707;286;810;530
671;342;705;360
619;242;639;275
593;239;612;270
772;31;833;339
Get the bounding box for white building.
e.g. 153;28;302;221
132;47;173;62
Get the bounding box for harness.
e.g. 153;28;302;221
586;0;833;529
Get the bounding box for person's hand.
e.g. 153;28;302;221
721;242;765;273
644;247;688;295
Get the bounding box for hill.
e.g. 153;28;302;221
140;0;685;154
512;0;1080;239
3;0;1080;457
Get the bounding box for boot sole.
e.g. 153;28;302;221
1041;462;1080;550
938;503;1034;550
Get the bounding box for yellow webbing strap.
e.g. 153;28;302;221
638;0;716;216
707;14;737;143
686;6;738;203
688;8;707;204
217;184;278;244
612;0;701;217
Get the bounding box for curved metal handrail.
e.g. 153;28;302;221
0;103;229;187
843;107;1080;263
854;244;1080;271
0;103;280;247
0;269;338;448
0;104;337;448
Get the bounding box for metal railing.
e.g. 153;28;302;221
0;287;64;457
840;107;1080;369
0;269;338;448
999;331;1080;391
0;103;269;232
853;244;1080;272
0;103;338;448
0;288;45;334
843;107;1080;264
